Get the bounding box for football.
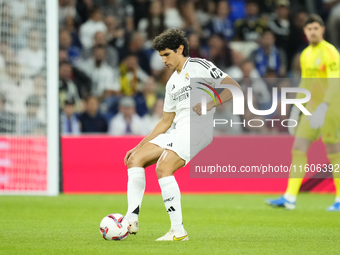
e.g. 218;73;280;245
99;213;130;241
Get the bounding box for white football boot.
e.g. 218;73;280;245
156;229;189;241
129;221;139;235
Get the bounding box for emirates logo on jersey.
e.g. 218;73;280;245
172;85;192;102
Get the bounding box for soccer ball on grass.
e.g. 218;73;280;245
99;213;130;241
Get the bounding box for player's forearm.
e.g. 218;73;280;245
136;119;172;149
207;79;241;109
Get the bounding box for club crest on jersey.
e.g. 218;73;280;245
185;73;190;82
315;58;321;65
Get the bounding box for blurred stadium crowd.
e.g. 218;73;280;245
0;0;340;135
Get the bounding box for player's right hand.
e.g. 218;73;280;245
124;147;138;166
288;106;300;135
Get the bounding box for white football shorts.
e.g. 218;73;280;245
149;123;212;166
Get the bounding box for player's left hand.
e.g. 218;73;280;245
192;102;214;116
309;102;329;129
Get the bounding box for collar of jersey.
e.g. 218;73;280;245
178;57;191;75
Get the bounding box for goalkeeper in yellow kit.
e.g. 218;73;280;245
266;14;340;211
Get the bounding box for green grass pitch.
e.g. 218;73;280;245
1;194;339;255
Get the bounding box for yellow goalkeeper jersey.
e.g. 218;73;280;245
298;40;340;111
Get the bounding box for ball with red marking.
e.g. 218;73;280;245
99;213;130;241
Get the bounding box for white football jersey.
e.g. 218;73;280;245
164;57;229;130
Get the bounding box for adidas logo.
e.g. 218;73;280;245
166;143;173;147
171;84;176;91
164;197;174;203
167;206;176;212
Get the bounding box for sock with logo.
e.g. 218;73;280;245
158;176;185;234
285;150;307;199
125;167;145;222
328;152;340;202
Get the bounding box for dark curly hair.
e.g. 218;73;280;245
152;29;189;57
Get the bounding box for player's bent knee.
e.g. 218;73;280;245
155;165;173;179
127;153;144;169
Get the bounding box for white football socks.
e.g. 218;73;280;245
126;167;145;222
335;196;340;203
283;193;297;203
159;176;185;234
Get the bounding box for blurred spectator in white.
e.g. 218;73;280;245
109;96;148;135
10;1;38;50
0;60;34;116
268;0;290;53
0;93;16;133
8;0;38;21
119;54;149;96
59;29;82;64
32;75;46;124
20;95;43;134
150;50;165;79
143;98;164;132
59;60;82;111
234;0;267;41
81;31;119;68
325;0;340;49
226;51;247;79
207;34;233;70
59;0;76;27
61;98;80;135
138;0;165;47
250;29;286;77
164;0;184;29
78;96;108;133
105;15;127;50
188;32;206;59
78;45;119;98
99;0;134;32
212;0;234;41
17;30;45;77
79;7;107;49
